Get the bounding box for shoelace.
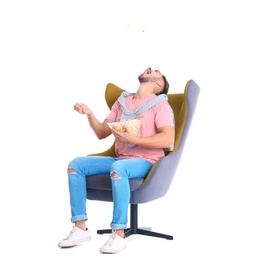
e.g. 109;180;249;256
104;232;116;246
63;228;76;241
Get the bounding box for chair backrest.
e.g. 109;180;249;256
103;80;199;156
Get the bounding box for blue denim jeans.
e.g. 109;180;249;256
67;156;153;230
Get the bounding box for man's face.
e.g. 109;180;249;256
138;67;163;83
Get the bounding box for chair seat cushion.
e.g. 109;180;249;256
86;175;145;191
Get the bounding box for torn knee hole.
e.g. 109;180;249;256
67;168;76;174
111;172;120;178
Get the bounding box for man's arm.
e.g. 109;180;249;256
87;113;112;139
74;103;112;139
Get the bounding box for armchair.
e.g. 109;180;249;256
86;80;200;240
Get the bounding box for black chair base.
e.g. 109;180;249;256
97;204;173;240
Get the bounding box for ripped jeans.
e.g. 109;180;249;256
67;156;153;230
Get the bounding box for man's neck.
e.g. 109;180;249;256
134;83;155;99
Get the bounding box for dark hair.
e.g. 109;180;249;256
157;75;170;95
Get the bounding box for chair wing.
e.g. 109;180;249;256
130;79;200;203
105;83;125;109
87;83;124;157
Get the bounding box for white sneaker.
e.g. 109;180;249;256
100;231;127;254
58;226;91;248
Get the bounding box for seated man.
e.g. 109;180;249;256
58;67;174;254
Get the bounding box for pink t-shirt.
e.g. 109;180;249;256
105;93;174;164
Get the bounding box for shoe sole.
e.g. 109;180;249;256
58;236;91;248
100;245;127;254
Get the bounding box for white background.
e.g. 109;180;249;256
0;0;273;259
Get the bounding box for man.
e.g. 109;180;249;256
58;67;174;253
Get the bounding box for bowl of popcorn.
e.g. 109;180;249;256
107;118;141;136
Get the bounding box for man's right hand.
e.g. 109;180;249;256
73;103;92;116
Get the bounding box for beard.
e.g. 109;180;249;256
138;74;157;83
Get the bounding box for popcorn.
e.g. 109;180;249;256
108;118;141;136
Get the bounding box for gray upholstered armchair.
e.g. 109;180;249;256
86;80;200;240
